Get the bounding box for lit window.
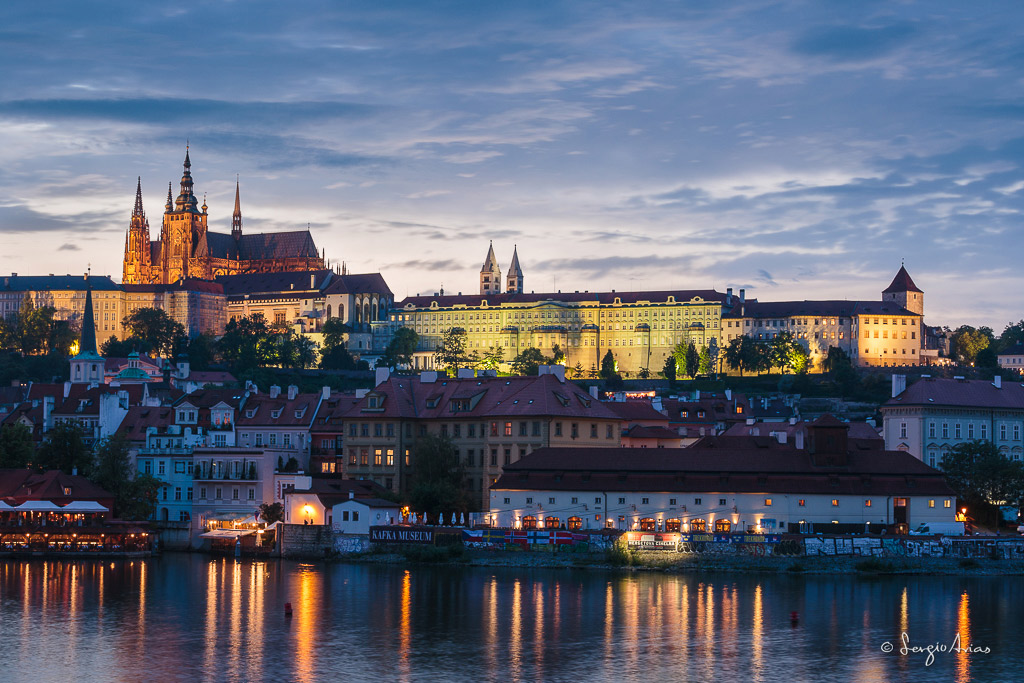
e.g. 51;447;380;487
831;499;839;507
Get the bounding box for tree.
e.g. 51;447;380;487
600;350;618;380
185;333;217;371
683;342;699;378
258;502;285;524
34;422;92;475
637;366;651;379
434;328;469;374
724;336;763;377
697;346;712;375
217;313;273;372
276;331;318;369
999;320;1024;351
572;361;584;379
409;434;467;515
46;319;77;356
548;344;566;365
661;355;676;382
91;434;160;520
0;423;34;468
122;307;185;358
379;327;420;369
320;345;361;370
823;346;852;374
950;326;991;365
941;440;1024;527
0;317;15;352
321;317;351;351
480;345;504;371
511;347;545;376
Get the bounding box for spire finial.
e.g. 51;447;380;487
132;177;145;217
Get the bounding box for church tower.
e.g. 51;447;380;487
480;241;502;296
159;147;210;283
506;245;523;294
231;177;243;241
122;177;152;284
69;278;104;386
882;264;924;315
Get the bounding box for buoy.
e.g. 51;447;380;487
790;611;799;625
285;602;293;617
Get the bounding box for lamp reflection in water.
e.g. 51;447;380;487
204;560;219;676
293;564;321;682
752;584;763;683
398;569;412;682
509;579;523;680
957;591;970;683
533;581;544;677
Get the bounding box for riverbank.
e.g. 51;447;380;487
341;547;1024;576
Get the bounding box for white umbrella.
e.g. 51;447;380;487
412;513;419;525
460;512;466;526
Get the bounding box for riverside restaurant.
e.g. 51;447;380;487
0;500;152;555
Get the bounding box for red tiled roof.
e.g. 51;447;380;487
340;374;620;421
622;425;680;440
882;265;922;294
0;469;114;506
603;401;669;423
492;446;953;496
886;377;1024;410
238;392;321;427
117;406;175;442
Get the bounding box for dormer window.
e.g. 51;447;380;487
63;487;72;496
368;397;378;409
246;409;256;418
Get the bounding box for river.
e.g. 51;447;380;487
0;555;1019;682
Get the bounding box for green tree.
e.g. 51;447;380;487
434;328;469;373
35;422;92;475
572;361;584;379
217;313;273;372
697;346;711;375
683;342;699;378
941;440;1024;527
91;434;160;520
724;336;766;376
0;423;34;468
637;366;651;379
0;317;15;351
480;345;504;371
320;345;361;370
548;344;566;365
950;326;991;365
409;434;468;515
661;354;676;382
600;350;618;380
321;317;350;351
379;327;420;369
276;331;318;369
46;318;77;356
258;502;285;524
185;332;217;371
511;347;545;376
998;320;1024;351
122;307;186;357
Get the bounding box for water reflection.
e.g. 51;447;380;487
0;557;1019;682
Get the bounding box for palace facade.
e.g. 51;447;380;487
122;149;324;285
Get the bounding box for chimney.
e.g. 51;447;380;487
322;386;331;400
726;287;733;306
421;371;438;384
739;289;745;303
270;385;281;398
287;385;298;400
795;430;804;450
310;273;316;289
43;396;54;431
724;389;731;401
376;367;391;386
751;426;760;436
245;380;259;395
695;390;700;400
891;374;907;398
589;386;599;399
457;367;475;379
349;490;354;500
777;432;788;444
994;376;1002;389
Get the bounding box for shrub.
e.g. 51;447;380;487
605;539;637;567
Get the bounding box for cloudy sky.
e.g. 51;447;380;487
1;1;1022;329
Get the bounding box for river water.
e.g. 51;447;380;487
0;555;1019;682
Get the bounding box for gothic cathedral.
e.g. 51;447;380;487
123;149;324;284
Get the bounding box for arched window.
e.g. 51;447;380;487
522;515;538;530
689;519;706;532
665;519;681;532
639;518;656;531
567;516;582;530
372;301;378;321
715;519;732;533
338;304;345;321
544;517;561;529
363;302;370;324
326;304;332;318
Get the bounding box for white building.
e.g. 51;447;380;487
490;418;956;534
331;498;402;535
882;375;1024;467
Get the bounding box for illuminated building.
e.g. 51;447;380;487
122;149;324;285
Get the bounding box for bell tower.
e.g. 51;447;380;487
159;146;210;283
882;263;923;316
480;241;501;296
506;245;523;294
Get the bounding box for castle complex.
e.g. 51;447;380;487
122;149;324;285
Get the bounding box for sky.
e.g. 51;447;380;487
1;1;1022;331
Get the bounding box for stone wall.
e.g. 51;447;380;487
280;524;334;559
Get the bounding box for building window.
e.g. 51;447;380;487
248;488;255;500
865;499;872;507
694;498;702;505
618;497;626;505
532;421;541;436
831;499;839;507
526;497;533;504
215;487;222;500
374;450;383;466
270;433;277;446
606;425;614;439
929;423;936;438
641;497;649;505
504;497;510;505
200;487;207;499
174;487;181;501
187;487;193;501
954;424;961;439
256;434;263;446
232;488;239;500
944;499;951;508
554;422;562;437
900;422;907;439
669;498;676;506
386;449;394;467
764;498;772;506
928;499;935;508
157;461;166;475
942;423;948;438
967;424;974;439
719;498;727;506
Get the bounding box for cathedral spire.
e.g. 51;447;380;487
175;145;199;212
133;177;145;217
78;278;98;357
165;181;173;212
231;176;243;240
480;241;501;296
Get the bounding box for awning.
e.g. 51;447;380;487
15;501;62;512
0;501;13;511
60;501;109;513
198;529;258;540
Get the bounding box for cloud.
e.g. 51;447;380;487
382;258;464;271
57;243;80;251
755;269;777;286
791;23;917;62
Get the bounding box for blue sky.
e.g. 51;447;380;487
1;1;1022;329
